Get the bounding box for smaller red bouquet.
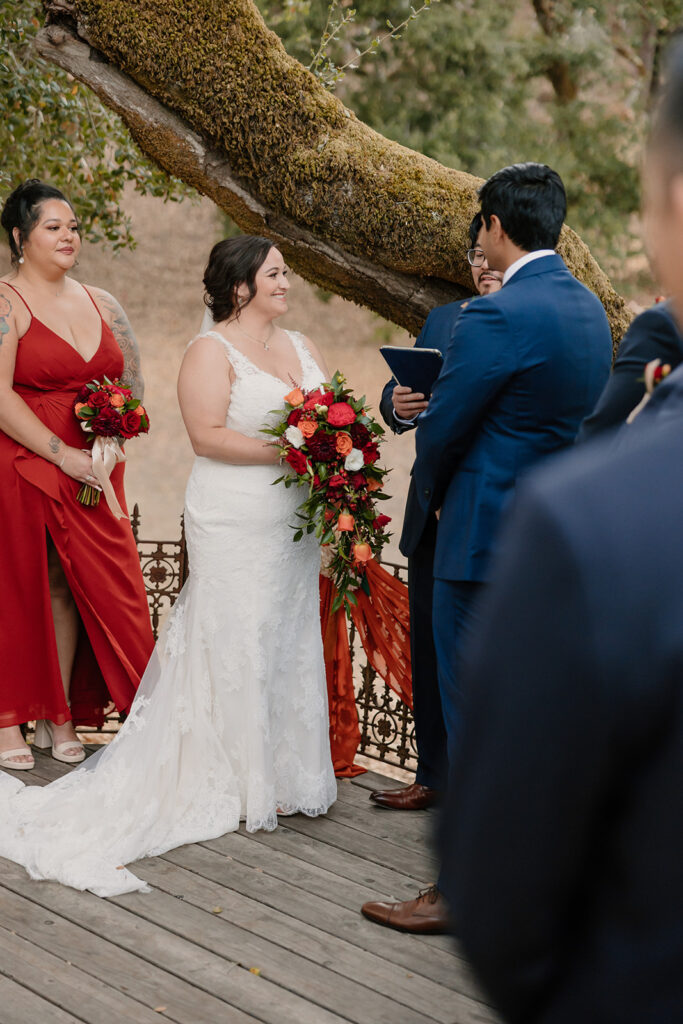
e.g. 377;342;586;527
265;371;391;610
73;376;150;516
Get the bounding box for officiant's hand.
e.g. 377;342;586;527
392;385;429;420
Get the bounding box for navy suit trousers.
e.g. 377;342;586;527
432;579;485;769
407;514;447;790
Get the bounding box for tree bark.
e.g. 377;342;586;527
39;0;631;343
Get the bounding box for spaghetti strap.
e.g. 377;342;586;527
1;281;32;315
81;285;104;318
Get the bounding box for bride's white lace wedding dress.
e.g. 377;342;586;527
0;329;337;897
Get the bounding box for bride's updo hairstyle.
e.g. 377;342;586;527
1;179;76;265
203;235;274;323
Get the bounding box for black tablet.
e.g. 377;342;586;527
380;346;444;397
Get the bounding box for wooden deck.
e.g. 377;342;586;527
0;750;498;1024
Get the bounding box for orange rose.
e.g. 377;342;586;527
284;388;304;407
74;402;87;417
336;513;354;532
335;433;353;455
299;419;318;439
110;393;125;408
366;477;383;492
352;542;373;564
132;405;146;418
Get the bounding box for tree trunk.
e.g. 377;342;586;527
39;0;631;343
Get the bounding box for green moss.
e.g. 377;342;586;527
54;0;629;340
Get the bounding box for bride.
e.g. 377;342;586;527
0;236;337;897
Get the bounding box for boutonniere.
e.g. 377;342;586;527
625;358;672;423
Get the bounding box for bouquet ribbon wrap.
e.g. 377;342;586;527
91;436;127;520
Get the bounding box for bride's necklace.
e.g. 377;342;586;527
233;320;275;351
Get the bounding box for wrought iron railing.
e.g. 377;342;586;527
92;507;416;773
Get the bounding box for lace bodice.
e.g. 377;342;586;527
196;329;324;437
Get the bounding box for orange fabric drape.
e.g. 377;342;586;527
319;559;412;777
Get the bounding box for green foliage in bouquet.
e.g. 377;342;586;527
264;371;392;611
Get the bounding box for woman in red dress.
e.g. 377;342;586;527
0;180;154;769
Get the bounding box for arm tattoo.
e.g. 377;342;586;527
0;294;12;349
48;435;61;455
98;292;145;400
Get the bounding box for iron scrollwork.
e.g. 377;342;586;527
104;509;416;771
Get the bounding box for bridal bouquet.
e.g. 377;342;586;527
265;372;391;609
73;377;150;516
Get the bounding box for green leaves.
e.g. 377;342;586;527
0;1;193;250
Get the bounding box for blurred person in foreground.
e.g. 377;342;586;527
439;40;683;1023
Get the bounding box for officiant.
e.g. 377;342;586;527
372;214;502;811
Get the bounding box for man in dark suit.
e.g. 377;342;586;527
577;298;683;440
370;215;502;811
438;42;683;1021
362;162;612;933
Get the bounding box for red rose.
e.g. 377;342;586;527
327;474;346;488
119;410;143;439
89;391;110;409
327;402;356;427
285;448;309;475
363;442;379;464
306;432;337;462
373;514;391;530
287;408;303;427
91;407;122;436
76;385;91;404
349;472;366;490
349;423;371;448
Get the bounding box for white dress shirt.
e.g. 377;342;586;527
502;249;556;286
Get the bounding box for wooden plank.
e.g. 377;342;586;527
127;857;456;1024
0;923;170;1024
350;769;413;792
0;861;401;1024
271;814;440;879
140;852;491;1024
325;797;440;858
0;975;84;1024
222;822;439;908
167;841;486;1001
203;830;459;957
0;877;259;1024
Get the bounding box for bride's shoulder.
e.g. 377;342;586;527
286;329;328;377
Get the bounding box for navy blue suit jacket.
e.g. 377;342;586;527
577;300;683;441
410;254;612;581
441;388;683;1022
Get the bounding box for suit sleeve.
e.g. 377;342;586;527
379;318;430;434
440;485;612;1022
577;308;682;442
413;301;513;509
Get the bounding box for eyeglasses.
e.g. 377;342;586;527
466;248;486;267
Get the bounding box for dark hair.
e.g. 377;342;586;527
203;235;276;322
649;37;683;175
1;179;76;264
478;163;566;251
468;212;483;248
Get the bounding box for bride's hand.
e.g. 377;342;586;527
58;447;102;489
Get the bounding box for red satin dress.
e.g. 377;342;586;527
0;283;154;729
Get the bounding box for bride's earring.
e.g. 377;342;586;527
18;248;24;265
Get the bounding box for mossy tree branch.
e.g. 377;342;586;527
39;0;631;343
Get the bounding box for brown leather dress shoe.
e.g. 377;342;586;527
361;885;452;934
369;782;439;810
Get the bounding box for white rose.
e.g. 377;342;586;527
285;425;304;448
344;448;364;471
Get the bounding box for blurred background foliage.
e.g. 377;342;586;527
0;0;193;250
1;0;682;286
